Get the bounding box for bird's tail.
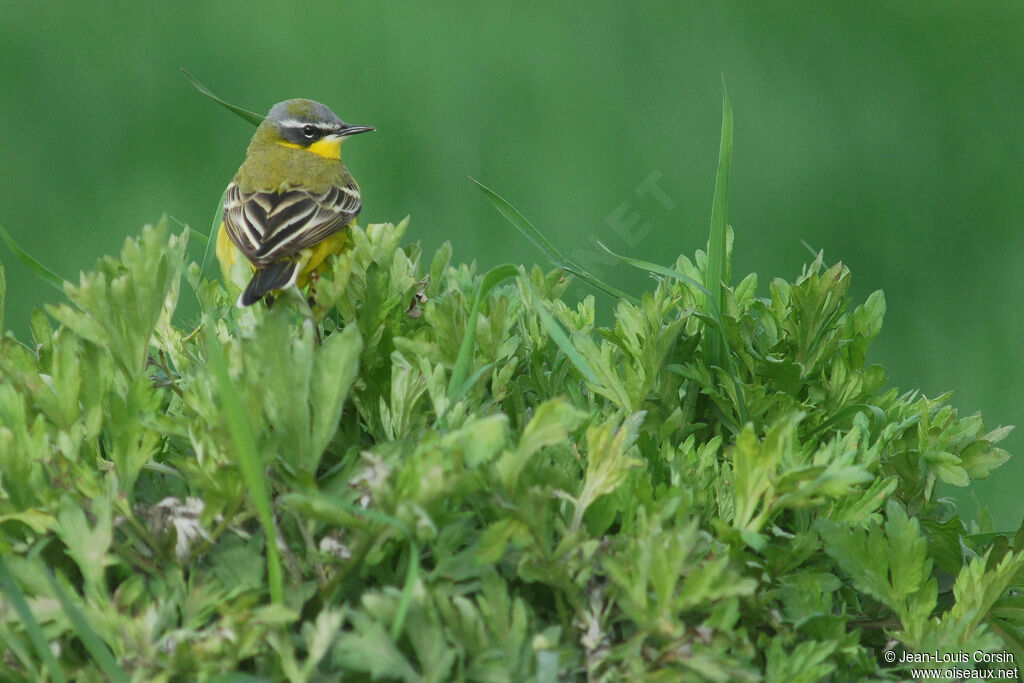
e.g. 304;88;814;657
237;261;299;307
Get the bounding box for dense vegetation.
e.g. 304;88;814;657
0;207;1021;679
1;91;1022;679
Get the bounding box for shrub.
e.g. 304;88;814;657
0;96;1021;680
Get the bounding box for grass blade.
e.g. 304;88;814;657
0;262;5;332
45;570;127;683
204;323;283;604
597;241;748;426
523;277;602;386
471;178;638;304
704;79;733;366
450;362;495;407
597;240;716;302
200;186;228;278
181;69;264;127
391;542;420;641
447;264;518;400
0;558;67;683
0;225;64;291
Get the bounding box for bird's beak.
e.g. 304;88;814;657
338;124;375;138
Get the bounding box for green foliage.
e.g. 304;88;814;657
0;214;1020;680
0;88;1020;675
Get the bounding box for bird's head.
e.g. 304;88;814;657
257;98;374;160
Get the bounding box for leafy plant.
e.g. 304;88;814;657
0;88;1021;680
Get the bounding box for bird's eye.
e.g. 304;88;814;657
302;124;317;139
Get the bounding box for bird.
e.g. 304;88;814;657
216;98;373;307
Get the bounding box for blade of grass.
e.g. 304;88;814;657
523;276;602;386
598;240;716;302
704;79;733;367
392;542;420;641
597;241;748;426
0;262;5;332
204;323;283;605
45;570;127;683
199;186;228;278
470;178;638;304
167;215;208;246
799;239;821;259
181;68;264;126
0;225;64;291
0;557;67;683
447;264;518;401
450;362;495;407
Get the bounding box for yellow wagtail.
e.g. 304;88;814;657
216;98;373;307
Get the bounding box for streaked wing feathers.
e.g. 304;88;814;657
224;181;361;265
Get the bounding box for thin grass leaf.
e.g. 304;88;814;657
168;215;208;246
200;186;228;278
282;490;412;535
204;323;283;605
597;241;748;426
447;264;518;400
800;239;820;259
704;79;733;366
45;570;127;683
391;542;420;641
598;240;717;302
0;558;67;683
450;361;495;407
471;177;638;304
181;68;264;126
0;262;5;332
0;225;64;291
523;276;602;386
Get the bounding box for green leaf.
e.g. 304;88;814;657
204;322;283;605
476;518;528;563
765;638;836;683
818;500;936;634
571;412;644;534
498;398;586;489
447;263;517;400
46;219;185;378
310;323;362;457
471;177;637;303
181;68;265;126
200;185;228;280
0;224;65;291
523;277;602;386
46;570;128;683
55;495;112;598
704;79;733;366
332;611;419;679
441;413;509;467
596;239;747;426
0;557;67;683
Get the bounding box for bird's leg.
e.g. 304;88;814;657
284;284;322;345
307;271;321;308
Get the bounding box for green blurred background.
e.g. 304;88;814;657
2;2;1021;526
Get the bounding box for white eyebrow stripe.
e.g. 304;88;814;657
278;118;337;132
